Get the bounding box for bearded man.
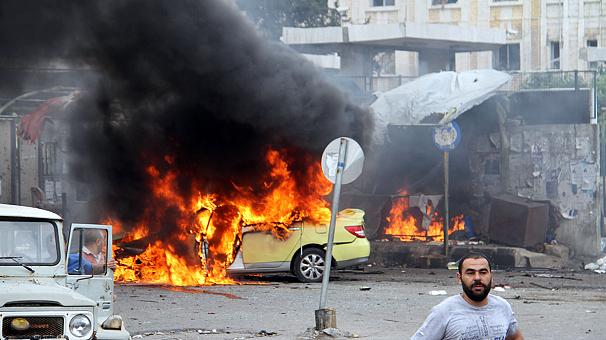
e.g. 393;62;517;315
411;253;524;340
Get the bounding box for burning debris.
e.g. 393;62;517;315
384;189;465;242
0;1;372;285
110;149;333;285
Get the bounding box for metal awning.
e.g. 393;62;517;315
369;69;511;145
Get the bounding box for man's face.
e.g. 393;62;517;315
94;239;103;253
457;257;492;302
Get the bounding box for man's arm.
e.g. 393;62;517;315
67;254;93;275
506;330;524;340
411;306;447;340
505;302;523;340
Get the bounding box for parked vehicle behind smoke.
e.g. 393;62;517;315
227;208;370;283
0;204;130;340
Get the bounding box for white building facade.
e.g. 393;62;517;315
330;0;606;75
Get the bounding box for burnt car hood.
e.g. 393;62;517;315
0;281;95;307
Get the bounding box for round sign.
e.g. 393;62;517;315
433;121;461;151
321;137;364;184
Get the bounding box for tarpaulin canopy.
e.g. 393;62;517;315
370;69;511;144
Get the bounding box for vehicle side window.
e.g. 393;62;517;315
67;228;108;275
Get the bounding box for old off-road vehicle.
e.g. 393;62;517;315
0;204;130;340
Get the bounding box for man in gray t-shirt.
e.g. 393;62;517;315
411;253;524;340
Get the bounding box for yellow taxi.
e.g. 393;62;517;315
227;209;370;282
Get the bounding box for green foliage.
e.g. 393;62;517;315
593;70;606;146
521;72;592;90
236;0;340;40
597;70;606;112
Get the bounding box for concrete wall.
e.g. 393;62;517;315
467;93;601;257
19;140;38;206
508;124;600;257
0;113;92;228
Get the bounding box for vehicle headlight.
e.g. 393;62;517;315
69;314;92;337
10;318;30;331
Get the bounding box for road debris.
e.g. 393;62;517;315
256;329;277;336
529;282;556;290
323;328;359;338
359;286;371;291
299;327;359;339
584;255;606;273
532;273;582;281
428;290;447;296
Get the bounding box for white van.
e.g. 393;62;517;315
0;204;130;340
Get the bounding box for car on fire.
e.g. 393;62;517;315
227;208;370;283
0;204;130;340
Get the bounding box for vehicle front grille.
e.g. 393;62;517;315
2;316;64;338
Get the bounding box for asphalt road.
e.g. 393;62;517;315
114;266;606;339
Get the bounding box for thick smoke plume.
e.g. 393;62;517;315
0;1;372;225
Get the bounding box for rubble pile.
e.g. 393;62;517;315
584;255;606;274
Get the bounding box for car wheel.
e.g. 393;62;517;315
294;248;326;283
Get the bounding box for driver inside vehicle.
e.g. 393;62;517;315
67;229;116;275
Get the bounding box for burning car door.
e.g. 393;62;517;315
66;224;115;325
241;222;303;269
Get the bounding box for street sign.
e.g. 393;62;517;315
432;121;460;258
316;137;364;330
433;121;461;151
321;137;364;184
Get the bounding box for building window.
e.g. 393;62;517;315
498;44;520;70
432;0;458;5
373;0;395;6
550;41;560;69
587;40;599;69
42;142;57;177
373;51;396;75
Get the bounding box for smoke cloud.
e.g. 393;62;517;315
0;1;372;224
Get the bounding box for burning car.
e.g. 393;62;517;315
0;204;130;340
227;208;370;283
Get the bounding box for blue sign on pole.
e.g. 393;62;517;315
433;121;461;152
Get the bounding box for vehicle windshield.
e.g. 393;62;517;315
0;220;59;265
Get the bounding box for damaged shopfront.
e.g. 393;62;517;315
343;70;602;265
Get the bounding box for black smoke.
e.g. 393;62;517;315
0;1;372;225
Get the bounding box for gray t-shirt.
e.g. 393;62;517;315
411;294;518;340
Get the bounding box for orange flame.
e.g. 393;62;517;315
111;148;332;286
384;189;465;241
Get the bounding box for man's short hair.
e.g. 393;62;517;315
83;229;104;246
457;252;492;274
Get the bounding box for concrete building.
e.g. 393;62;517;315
0;66;94;233
283;0;606;83
282;2;605;259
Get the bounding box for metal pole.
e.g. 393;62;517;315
9;118;17;204
443;151;449;258
10;118;21;205
319;138;347;309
